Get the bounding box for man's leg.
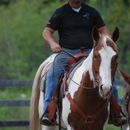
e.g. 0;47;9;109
109;94;127;125
44;53;69;112
41;51;71;125
109;78;127;125
113;79;120;105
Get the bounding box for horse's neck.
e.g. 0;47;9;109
68;50;95;97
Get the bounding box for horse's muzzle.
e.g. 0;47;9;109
99;85;112;98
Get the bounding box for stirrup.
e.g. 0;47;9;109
40;113;56;126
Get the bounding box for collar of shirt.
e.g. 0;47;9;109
72;6;81;12
66;2;83;12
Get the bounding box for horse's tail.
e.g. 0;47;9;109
29;54;57;130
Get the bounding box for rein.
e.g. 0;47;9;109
66;93;109;130
67;76;96;90
61;49;79;61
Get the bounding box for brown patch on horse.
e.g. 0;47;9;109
68;72;108;129
92;41;102;82
106;37;118;81
80;71;93;87
111;51;118;81
68;87;108;130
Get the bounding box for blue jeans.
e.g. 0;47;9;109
113;78;120;105
43;48;120;113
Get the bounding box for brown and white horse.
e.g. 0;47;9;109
30;26;119;130
119;69;130;130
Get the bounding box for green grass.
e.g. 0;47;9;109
106;124;121;130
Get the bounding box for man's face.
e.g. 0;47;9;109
68;0;82;8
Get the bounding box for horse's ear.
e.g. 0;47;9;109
111;27;119;43
92;25;100;44
118;69;130;86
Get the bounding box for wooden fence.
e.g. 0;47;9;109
0;79;127;127
0;80;32;127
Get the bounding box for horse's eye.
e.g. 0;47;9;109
94;55;97;59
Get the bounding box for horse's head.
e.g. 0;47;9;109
92;26;119;98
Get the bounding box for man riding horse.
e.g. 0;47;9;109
40;0;127;126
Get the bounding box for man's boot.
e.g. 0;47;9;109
40;99;57;126
109;94;127;126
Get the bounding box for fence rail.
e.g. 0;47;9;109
0;80;127;127
0;120;29;127
0;80;33;87
0;100;30;107
0;80;32;127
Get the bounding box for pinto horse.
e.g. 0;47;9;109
30;26;119;130
118;69;130;130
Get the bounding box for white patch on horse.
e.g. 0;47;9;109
99;36;116;93
62;96;71;126
82;49;94;80
67;50;94;98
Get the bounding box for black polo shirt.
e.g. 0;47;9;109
46;2;105;49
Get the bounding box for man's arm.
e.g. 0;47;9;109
98;26;111;37
43;27;62;53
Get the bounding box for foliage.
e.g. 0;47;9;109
0;0;52;79
103;0;130;78
0;0;130;80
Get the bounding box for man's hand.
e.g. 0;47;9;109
50;42;62;53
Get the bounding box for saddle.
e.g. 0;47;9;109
42;48;88;122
